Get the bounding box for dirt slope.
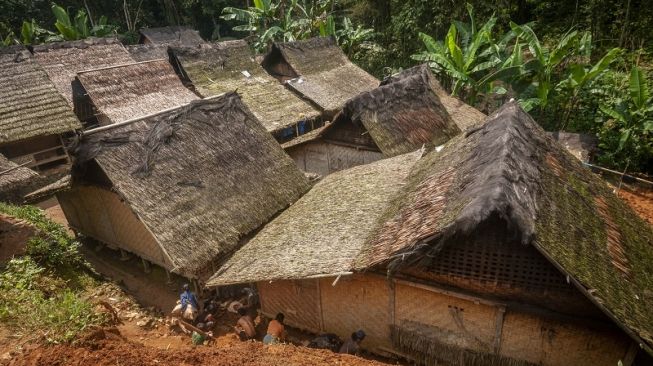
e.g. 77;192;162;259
9;328;384;366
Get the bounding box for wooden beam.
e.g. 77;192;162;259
493;306;506;354
388;279;396;329
393;278;506;308
316;278;325;332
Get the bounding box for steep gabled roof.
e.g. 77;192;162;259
33;38;135;106
139;26;204;45
76;59;199;123
265;37;379;114
329;66;461;157
0;46;81;143
209;102;653;354
170;40;319;133
71;93;310;278
381;64;486;131
208;151;421;285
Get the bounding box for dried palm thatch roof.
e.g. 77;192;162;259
170;40;319;133
0;46;81;143
329;66;461;157
208;151;421;285
266;37;379;115
209;102;653;354
71;93;310;278
0;153;41;203
139;26;204;45
381;64;486;131
33;38;135;106
126;43;170;62
24;175;71;203
76;59;199;123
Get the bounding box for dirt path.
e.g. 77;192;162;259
616;185;653;225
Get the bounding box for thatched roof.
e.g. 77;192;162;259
0;46;81;143
24;175;71;203
126;43;170;62
76;59;199;123
0;153;41;203
265;37;379;114
33;38;135;106
209;102;653;354
208;151;421;285
329;66;461;157
549;131;598;163
71;93;310;278
381;64;486;131
170;40;320;133
139;26;204;45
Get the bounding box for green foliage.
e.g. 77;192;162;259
0;203;83;271
0;204;103;343
221;0;375;54
50;3;117;41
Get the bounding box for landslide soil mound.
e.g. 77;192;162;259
10;328;385;366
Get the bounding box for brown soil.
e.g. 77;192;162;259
616;185;653;225
0;214;34;264
9;327;387;366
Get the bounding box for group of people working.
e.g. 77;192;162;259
171;285;366;355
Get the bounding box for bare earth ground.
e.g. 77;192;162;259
615;185;653;225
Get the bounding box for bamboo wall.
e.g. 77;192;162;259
286;141;383;177
58;185;171;269
256;273;632;366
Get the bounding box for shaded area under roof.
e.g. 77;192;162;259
76;59;199;123
0;46;81;143
170;40;319;133
71;93;310;278
269;37;379;114
33;38;135;106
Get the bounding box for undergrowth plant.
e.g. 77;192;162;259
0;204;104;343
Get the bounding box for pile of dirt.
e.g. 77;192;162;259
616;185;653;225
9;328;386;366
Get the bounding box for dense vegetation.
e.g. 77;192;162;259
0;0;650;173
0;204;104;343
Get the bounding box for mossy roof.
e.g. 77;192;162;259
329;65;461;157
126;43;170;62
271;37;379;114
0;46;81;143
139;26;204;45
170;40;320;133
76;59;199;123
209;102;653;353
71;93;310;279
33;38;135;106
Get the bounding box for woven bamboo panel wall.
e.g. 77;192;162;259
258;280;320;332
288;141;383;176
58;186;170;268
395;283;498;352
320;274;392;351
500;311;630;366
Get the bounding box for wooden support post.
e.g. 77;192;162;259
165;269;174;284
141;258;151;273
493;306;506;354
388;279;396;329
316;278;325;332
119;249;130;261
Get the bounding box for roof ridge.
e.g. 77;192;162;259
76;58;168;74
32;37;122;52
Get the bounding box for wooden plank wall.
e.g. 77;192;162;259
287;141;383;177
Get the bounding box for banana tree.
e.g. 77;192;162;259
509;23;582;109
20;19;61;45
600;66;653;153
51;3;117;41
412;4;518;105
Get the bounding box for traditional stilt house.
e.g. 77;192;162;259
138;26;204;45
168;40;321;141
209;102;653;366
55;93;309;281
0;46;81;173
262;37;379;118
32;38;135;127
283;64;478;177
75;59;199;125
